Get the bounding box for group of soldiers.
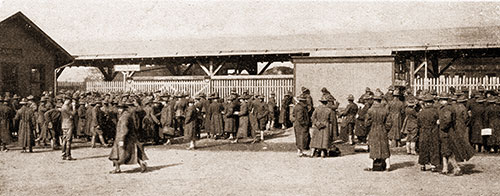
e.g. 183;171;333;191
1;84;495;175
291;86;484;175
0;88;291;152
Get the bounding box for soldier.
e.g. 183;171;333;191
387;89;405;148
35;97;48;145
109;101;148;174
44;102;61;149
90;101;108;148
417;94;440;171
364;92;392;171
437;92;474;175
485;96;499;152
174;92;188;137
234;95;250;143
76;100;87;139
197;93;210;137
255;95;269;142
224;95;239;140
355;95;371;144
321;87;339;140
470;96;486;152
456;96;470;144
267;92;278;130
160;94;175;145
300;87;314;127
208;93;224;139
15;98;36;153
293;94;310;157
184;98;198;150
310;95;336;157
339;94;358;145
60;99;76;160
142;99;161;144
0;98;14;152
403;98;419;155
279;91;293;129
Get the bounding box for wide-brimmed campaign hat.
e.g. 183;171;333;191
457;96;467;103
423;94;434;102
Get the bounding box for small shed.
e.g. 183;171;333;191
0;12;73;96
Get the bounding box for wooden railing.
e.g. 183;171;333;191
414;76;500;95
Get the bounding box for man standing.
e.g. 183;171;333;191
364;92;391;171
0;98;14;152
340;94;358;145
417;94;440;172
279;91;293;129
174;92;188;137
310;95;336;157
387;90;405;147
184;98;198;150
15;98;36;153
355;95;371;144
256;95;269;142
60;99;76;160
109;101;148;174
293;94;310;157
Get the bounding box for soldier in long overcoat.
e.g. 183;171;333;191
364;93;392;171
208;93;224;138
321;87;339;140
160;95;175;144
470;97;486;152
15;98;36;153
0;98;14;151
417;94;440;171
437;93;474;175
310;95;336;157
293;94;310;157
109;102;148;174
76;101;87;138
455;96;470;146
44;102;61;149
184;98;198;149
485;97;500;152
387;90;405;148
235;95;251;143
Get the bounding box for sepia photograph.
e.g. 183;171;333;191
0;0;499;195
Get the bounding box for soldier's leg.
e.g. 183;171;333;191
91;135;97;148
441;156;449;174
410;142;417;155
98;134;108;147
385;158;391;171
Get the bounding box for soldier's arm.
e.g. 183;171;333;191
439;109;453;131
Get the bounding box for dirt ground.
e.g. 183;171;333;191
1;129;500;196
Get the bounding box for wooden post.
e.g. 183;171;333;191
409;59;415;95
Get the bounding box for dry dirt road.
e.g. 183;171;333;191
1;130;499;196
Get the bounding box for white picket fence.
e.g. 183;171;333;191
414;76;500;95
86;75;294;107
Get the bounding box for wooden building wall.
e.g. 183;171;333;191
293;56;394;107
0;21;56;96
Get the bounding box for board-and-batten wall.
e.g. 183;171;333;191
293;56;394;108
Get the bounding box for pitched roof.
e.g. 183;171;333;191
0;12;74;66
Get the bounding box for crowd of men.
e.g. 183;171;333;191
1;84;496;175
292;86;488;175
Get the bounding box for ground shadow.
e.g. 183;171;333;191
77;154;109;160
390;161;415;171
122;163;183;174
461;164;482;175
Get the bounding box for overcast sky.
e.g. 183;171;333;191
1;0;499;44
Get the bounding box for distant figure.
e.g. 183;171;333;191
293;94;310;157
310;95;336;157
15;98;36;153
